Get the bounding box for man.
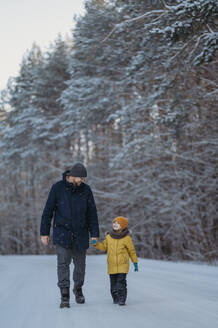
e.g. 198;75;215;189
40;162;99;308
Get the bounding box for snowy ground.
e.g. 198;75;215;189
0;255;218;328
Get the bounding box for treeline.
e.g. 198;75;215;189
0;0;217;261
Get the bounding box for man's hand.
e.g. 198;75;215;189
40;236;50;245
91;237;99;245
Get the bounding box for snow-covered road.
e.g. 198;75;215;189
0;255;218;328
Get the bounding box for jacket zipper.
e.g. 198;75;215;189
116;239;118;272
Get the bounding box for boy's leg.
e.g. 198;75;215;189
109;274;119;304
71;245;86;304
117;273;127;305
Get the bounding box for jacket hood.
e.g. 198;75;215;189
62;170;70;182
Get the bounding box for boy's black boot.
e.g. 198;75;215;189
73;287;85;304
111;290;119;304
118;291;127;306
60;287;70;308
118;285;127;306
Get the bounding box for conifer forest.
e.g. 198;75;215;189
0;0;217;261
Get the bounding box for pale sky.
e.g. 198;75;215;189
0;0;85;91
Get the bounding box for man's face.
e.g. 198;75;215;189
67;176;85;186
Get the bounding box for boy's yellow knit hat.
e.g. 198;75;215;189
113;216;128;230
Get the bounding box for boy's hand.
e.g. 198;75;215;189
41;236;50;245
91;237;98;245
134;262;138;272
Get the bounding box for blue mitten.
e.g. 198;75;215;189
134;262;138;272
91;239;97;245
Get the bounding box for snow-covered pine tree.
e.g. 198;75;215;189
0;38;71;254
0;44;44;253
60;0;126;238
96;0;218;260
148;0;218;65
0;0;217;260
26;36;71;254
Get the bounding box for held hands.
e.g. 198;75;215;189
91;237;98;245
134;262;138;272
40;236;50;245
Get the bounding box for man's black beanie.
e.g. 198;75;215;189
69;163;87;177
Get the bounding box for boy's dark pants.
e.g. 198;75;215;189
56;244;86;290
109;273;127;303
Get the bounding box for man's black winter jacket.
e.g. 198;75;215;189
40;171;99;250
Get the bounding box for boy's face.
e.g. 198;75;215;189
113;221;122;231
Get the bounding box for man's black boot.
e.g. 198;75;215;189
60;287;70;308
73;287;85;304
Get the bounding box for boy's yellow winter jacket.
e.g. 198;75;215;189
94;230;138;274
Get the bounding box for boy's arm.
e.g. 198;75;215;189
126;235;138;263
94;237;108;252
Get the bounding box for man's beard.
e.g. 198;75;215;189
69;181;81;187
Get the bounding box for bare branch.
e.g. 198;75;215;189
102;10;165;43
198;77;218;87
205;90;218;97
168;36;196;63
207;24;215;33
188;33;209;61
161;0;173;11
120;10;165;25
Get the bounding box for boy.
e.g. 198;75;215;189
92;216;138;305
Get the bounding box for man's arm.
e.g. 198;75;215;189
86;187;99;239
40;184;56;244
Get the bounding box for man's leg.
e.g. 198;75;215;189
56;244;72;307
117;273;127;306
110;274;119;304
72;246;86;304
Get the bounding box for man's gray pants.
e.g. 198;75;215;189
56;244;86;289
